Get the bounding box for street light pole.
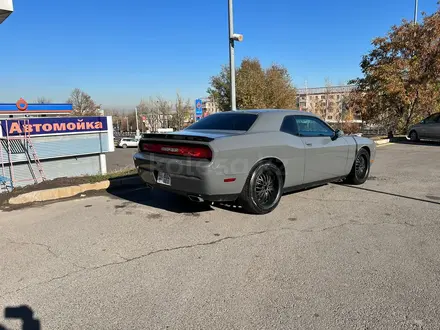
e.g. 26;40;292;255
228;0;243;111
134;107;140;137
228;0;236;111
414;0;418;23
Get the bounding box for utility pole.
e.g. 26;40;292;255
414;0;418;23
228;0;243;111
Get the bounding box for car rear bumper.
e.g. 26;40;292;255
133;152;243;202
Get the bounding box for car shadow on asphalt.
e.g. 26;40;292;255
106;185;215;214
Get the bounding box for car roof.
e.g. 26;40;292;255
240;109;315;116
209;109;320;132
211;109;316;116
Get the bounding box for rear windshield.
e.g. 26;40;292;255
186;113;258;131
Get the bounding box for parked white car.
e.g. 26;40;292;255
118;137;140;148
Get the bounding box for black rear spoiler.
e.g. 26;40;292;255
141;133;214;143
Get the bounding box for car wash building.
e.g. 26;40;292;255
0;100;115;192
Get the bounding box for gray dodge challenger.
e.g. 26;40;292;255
134;109;376;214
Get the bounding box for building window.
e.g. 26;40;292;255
337;95;340;100
328;116;333;120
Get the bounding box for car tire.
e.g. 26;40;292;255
122;144;128;149
409;130;419;142
345;148;370;185
239;161;283;215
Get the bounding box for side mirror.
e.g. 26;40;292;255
331;129;343;141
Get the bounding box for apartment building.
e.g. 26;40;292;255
200;97;219;115
296;85;361;123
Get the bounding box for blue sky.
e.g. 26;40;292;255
0;0;437;108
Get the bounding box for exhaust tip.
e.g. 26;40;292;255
188;195;204;203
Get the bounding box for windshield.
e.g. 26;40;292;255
186;113;258;131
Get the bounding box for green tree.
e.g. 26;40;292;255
348;7;440;133
208;58;297;111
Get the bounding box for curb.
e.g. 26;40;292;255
8;175;142;205
374;138;390;145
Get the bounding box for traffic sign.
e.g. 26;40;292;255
195;99;203;121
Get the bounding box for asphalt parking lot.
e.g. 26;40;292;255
1;141;440;329
106;146;137;172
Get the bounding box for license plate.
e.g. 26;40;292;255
157;172;171;186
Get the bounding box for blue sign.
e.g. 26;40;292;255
0;117;108;137
0;100;73;114
195;99;203;120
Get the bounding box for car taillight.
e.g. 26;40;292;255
141;143;212;160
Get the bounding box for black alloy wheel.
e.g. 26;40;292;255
239;161;283;214
355;154;368;180
345;148;370;185
409;130;419;142
254;169;279;209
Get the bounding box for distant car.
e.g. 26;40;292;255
134;110;376;214
118;137;139;148
408;113;440;142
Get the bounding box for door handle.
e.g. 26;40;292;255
305;143;312;146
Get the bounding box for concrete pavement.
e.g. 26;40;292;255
1;141;440;329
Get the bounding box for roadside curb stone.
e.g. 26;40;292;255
374;139;390;145
8;175;141;205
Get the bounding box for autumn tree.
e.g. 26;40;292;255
67;88;99;116
208;58;297;111
170;93;192;130
310;97;326;119
348;7;440;133
137;96;173;132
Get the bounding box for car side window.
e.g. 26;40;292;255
425;113;440;123
280;115;299;135
295;116;334;137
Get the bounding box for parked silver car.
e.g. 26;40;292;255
408;113;440;142
134;110;376;214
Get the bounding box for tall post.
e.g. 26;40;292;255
414;0;418;23
135;107;140;137
228;0;237;111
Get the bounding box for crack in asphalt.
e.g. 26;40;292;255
6;238;87;271
7;238;59;258
1;220;438;299
0;229;269;298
